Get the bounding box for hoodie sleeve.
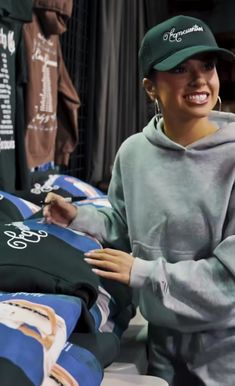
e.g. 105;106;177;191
70;152;131;252
130;185;235;333
55;44;80;166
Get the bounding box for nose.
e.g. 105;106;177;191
188;69;206;88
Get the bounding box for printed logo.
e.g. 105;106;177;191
163;24;204;42
0;29;15;54
30;182;59;195
28;33;58;132
0;139;15;150
4;228;48;249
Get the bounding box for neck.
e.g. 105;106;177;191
162;116;218;146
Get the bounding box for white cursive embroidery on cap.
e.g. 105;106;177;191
163;24;204;43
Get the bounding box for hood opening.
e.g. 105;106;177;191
35;9;68;36
33;0;73;18
33;0;73;36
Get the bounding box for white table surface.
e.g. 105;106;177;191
101;373;168;386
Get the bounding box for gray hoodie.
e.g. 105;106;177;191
72;110;235;334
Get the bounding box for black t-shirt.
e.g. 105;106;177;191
0;1;32;191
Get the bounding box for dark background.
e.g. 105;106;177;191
61;0;235;190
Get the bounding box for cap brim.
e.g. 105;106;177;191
153;46;235;71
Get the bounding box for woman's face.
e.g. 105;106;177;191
150;54;220;122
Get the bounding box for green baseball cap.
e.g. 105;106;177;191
139;15;235;77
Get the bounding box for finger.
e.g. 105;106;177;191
43;215;51;224
84;257;118;272
44;192;58;204
43;206;55;219
44;192;67;207
91;268;124;282
102;248;125;256
84;250;118;261
43;206;50;217
93;248;125;257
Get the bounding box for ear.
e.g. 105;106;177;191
142;78;158;101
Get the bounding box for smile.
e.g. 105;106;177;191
184;93;209;104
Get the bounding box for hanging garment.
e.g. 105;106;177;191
0;0;33;191
23;0;80;170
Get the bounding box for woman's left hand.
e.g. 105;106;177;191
84;248;134;285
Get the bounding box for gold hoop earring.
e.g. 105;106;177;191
217;96;222;112
154;99;162;123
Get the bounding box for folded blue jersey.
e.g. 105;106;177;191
45;341;103;386
0;190;40;222
0;292;89;385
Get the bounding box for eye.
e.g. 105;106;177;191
168;64;187;74
203;60;217;71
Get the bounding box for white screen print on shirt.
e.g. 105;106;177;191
0;28;15;151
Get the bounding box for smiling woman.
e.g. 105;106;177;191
143;53;220;146
43;14;235;386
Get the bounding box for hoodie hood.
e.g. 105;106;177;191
33;0;73;36
0;0;32;22
143;110;235;151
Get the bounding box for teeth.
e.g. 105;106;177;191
186;94;208;103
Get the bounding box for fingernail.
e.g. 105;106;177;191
85;250;98;255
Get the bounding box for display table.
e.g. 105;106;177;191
103;310;168;385
105;309;148;374
102;373;168;386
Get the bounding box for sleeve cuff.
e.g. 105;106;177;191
69;205;90;230
130;257;156;288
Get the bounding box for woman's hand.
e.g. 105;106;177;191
43;192;78;227
84;248;134;285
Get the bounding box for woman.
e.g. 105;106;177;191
44;15;235;386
